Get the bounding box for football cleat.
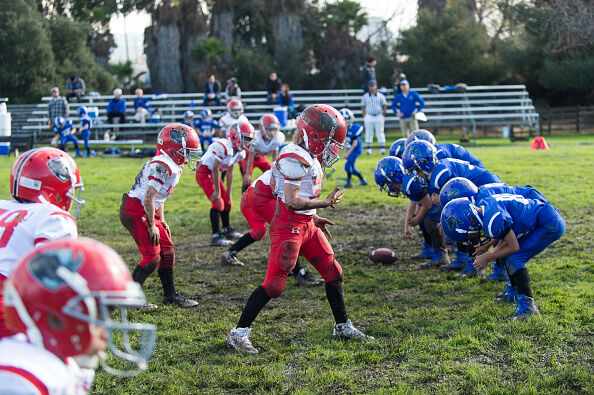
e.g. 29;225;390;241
221;227;243;240
512;295;540;321
162;292;198;308
343;180;352;188
456;257;478;278
495;282;518;303
211;233;233;246
294;270;323;286
366;148;372;155
480;262;509;283
222;250;244;266
410;242;434;260
359;179;368;186
141;302;158;310
333;320;374;340
420;251;450;269
226;327;259;354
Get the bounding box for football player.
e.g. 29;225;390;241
225;105;373;355
196;121;255;246
405;129;484;168
240;114;285;190
389;138;406;159
181;110;195;128
221;169;323;285
218;99;249;137
120;123;202;308
0;238;156;393
77;106;92;157
0;148;83;339
54;116;81;157
374;156;450;268
441;196;565;320
340;108;368;188
195;109;220;152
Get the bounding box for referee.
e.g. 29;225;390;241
360;80;387;155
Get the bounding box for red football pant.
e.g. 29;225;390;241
120;194;175;271
240;155;272;176
261;200;343;298
0;275;13;339
196;166;231;211
240;182;275;241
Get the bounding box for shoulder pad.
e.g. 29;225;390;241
276;150;311;180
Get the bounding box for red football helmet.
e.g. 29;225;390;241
259;113;280;140
227;99;244;119
227;121;255;152
3;238;156;375
156;123;202;170
10;147;85;218
296;104;347;176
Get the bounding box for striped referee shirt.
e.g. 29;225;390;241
360;92;387;116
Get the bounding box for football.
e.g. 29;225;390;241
369;248;398;264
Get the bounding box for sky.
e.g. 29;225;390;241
108;0;418;63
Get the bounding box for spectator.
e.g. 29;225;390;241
278;83;296;119
390;68;406;95
266;72;281;104
203;74;221;106
133;88;151;123
65;75;85;102
360;80;387;155
224;77;241;102
391;80;425;138
107;88;126;138
360;57;376;93
48;87;69;129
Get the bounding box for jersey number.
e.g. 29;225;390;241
0;209;28;248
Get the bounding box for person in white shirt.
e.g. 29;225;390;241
360;80;387;154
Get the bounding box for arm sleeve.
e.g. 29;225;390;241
391;97;398;113
416;92;425;111
35;213;78;242
106;100;113;113
485;209;513;239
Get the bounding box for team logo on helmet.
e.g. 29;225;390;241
47;157;72;183
410;145;422;159
319;112;338;134
446;187;461;201
29;249;83;291
169;128;188;144
445;215;463;232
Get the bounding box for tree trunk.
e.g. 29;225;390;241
211;0;234;62
179;0;208;92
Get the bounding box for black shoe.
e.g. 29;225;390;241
294;270;324;286
221;227;242;240
162;292;198;308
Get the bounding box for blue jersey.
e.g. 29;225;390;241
347;124;364;156
53;120;74;137
478;194;546;240
403;174;441;220
435;143;484;168
80;115;92;131
430;158;501;195
477;183;547;202
195;119;220;136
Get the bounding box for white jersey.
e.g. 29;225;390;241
127;154;182;210
271;143;323;216
200;138;246;172
219;112;249;135
0;334;94;395
252;131;285;157
0;200;77;278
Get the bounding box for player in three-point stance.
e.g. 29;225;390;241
0;238;156;394
120;123;202;308
0;147;84;339
225;104;373;355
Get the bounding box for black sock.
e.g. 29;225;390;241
210;208;221;234
347;173;352;181
325;278;347;324
221;210;230;229
157;268;176;297
510;268;532;298
291;257;303;276
86;148;90;156
230;233;256;253
356;173;364;180
237;286;271;328
131;265;151;286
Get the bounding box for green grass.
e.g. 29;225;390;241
0;135;593;394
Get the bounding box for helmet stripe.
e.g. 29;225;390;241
12;148;41;199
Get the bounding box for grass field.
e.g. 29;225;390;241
1;135;593;394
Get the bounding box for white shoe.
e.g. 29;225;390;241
333;319;374;340
366;148;372;155
225;327;259;354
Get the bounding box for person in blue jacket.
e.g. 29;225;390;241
340;109;367;188
441;195;565;321
107;88;126;138
391;80;424;138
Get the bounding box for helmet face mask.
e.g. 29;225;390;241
227;99;243;119
375;156;404;198
156;124;202;170
228;121;256;152
259;114;280;141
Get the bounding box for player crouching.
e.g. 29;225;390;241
120;123;202;308
225;104;373;355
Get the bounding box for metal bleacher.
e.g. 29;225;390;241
18;85;539;144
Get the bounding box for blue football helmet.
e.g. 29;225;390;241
441;198;484;243
402;140;438;176
374;156;405;197
339;108;354;126
439;177;479;206
54;116;66;129
405;129;436;147
77;106;88;117
200;108;212;121
183;110;194;119
389;138;406;158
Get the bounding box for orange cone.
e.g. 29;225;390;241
530;136;549;150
